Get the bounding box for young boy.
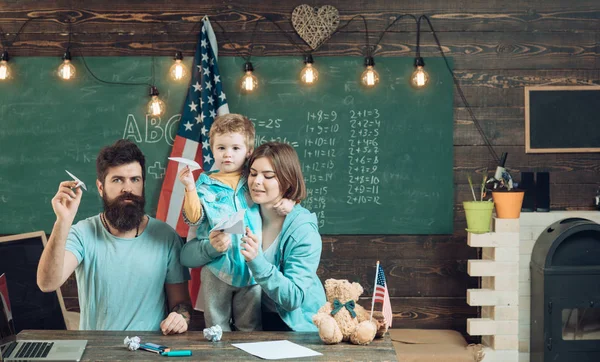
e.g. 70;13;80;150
178;114;293;331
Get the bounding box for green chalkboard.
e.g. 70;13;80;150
525;86;600;153
0;56;453;235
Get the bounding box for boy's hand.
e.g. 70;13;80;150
274;198;295;216
178;166;196;192
209;229;231;252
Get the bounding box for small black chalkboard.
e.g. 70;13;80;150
0;231;67;333
525;86;600;153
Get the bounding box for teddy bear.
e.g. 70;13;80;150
312;279;388;345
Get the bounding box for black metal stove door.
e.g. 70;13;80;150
548;297;600;362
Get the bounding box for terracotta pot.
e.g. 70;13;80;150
492;191;525;219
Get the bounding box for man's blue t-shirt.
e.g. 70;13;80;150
65;215;190;331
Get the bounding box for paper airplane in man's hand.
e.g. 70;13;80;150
168;157;202;171
65;170;87;191
210;209;246;234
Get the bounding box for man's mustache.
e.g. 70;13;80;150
115;192;144;203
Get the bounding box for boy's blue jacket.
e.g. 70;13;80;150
180;171;261;287
247;204;326;331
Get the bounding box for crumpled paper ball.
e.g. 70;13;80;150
203;325;223;342
124;336;141;351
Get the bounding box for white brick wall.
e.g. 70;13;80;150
517;211;600;362
467;218;520;362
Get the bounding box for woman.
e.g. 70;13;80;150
241;142;326;331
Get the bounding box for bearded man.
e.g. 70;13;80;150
37;139;191;334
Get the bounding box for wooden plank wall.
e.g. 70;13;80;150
1;1;598;337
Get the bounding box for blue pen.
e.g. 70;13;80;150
161;350;192;357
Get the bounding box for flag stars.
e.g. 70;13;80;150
192;82;202;92
195;114;202;124
204;154;213;165
202;140;210;150
196;64;202;72
209;110;216;118
208;96;214;105
188;101;198;112
201;38;207;47
218;91;226;101
213;75;220;84
183;121;193;131
203;67;211;76
205;82;213;91
201;126;208;136
202;53;209;63
209;58;214;66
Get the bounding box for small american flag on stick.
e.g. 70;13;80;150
370;261;393;328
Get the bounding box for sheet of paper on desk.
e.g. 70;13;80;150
210;209;246;234
231;340;322;360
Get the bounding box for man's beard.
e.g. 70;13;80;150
102;192;146;233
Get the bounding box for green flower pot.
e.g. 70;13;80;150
463;201;494;234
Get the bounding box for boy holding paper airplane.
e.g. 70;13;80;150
178;114;294;331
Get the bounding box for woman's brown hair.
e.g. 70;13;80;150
246;142;306;202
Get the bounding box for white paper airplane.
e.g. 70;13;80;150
210;209;246;234
65;170;87;191
168;157;202;171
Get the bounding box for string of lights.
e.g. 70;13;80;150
0;12;502;162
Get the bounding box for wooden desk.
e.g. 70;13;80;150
17;330;398;361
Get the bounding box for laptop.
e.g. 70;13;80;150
0;273;87;361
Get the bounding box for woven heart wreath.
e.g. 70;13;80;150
291;5;340;50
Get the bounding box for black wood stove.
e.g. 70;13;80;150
530;217;600;362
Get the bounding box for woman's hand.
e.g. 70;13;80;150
240;227;260;262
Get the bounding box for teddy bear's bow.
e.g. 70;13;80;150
331;299;357;318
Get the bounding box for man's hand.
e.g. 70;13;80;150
160;312;188;335
51;181;82;224
209;230;231;252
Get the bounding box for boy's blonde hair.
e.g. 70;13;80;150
209;113;255;151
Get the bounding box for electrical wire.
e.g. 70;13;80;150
371;14;418;56
330;15;370;56
418;15;500;164
76;48;151;87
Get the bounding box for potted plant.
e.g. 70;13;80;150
486;154;524;219
463;174;494;234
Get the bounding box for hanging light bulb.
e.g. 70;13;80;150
361;56;379;87
241;62;258;93
57;48;76;80
0;51;10;80
411;57;429;88
169;51;187;81
147;86;166;116
300;54;318;85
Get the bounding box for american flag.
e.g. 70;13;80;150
373;264;393;328
156;16;229;310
